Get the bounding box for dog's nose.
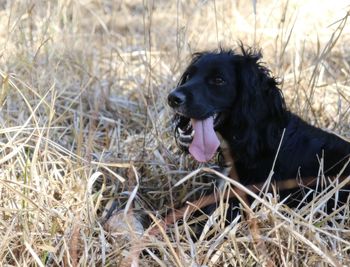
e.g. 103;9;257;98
168;91;186;108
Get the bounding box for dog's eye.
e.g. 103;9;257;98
210;76;225;85
183;73;191;82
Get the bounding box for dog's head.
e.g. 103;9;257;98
168;46;287;163
169;52;237;121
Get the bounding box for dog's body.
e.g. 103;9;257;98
233;112;350;184
168;46;350;209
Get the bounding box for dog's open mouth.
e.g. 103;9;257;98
175;113;223;162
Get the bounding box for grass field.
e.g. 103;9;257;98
0;0;350;266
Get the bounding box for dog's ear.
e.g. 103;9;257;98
231;48;287;163
239;56;286;119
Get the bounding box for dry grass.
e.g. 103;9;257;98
0;0;350;266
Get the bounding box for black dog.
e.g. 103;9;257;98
168;46;350;209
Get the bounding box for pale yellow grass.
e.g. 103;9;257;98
0;0;349;266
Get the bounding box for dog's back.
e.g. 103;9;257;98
236;113;350;184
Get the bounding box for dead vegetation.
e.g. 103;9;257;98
0;0;350;266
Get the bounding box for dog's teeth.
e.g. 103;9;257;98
179;135;193;141
178;140;190;147
179;131;193;138
178;128;186;134
180;131;194;138
178;125;192;133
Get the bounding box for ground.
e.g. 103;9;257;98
0;1;349;266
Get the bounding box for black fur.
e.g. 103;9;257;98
168;46;350;207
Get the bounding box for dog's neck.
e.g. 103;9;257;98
216;111;290;165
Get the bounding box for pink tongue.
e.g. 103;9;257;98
189;117;220;162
